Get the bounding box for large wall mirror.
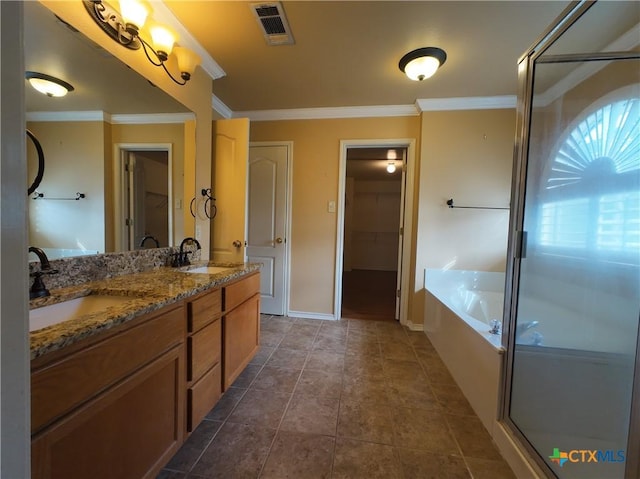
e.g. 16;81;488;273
25;1;194;259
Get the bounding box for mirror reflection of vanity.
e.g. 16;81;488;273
25;1;195;259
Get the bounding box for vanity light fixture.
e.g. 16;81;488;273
386;161;397;173
83;0;201;85
399;47;447;81
25;71;74;97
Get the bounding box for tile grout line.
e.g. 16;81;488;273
256;317;322;478
186;315;283;478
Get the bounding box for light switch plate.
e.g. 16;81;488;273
328;200;336;213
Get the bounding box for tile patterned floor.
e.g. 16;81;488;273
157;315;517;479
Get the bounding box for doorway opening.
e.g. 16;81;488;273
336;140;416;325
113;144;173;252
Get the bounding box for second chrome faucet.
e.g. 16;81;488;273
172;237;201;267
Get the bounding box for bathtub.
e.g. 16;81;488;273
424;268;505;351
423;268;505;431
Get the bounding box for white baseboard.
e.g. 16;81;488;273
287;310;337;321
405;322;424;331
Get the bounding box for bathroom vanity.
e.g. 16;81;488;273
29;264;260;479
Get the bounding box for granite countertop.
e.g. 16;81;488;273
29;262;260;360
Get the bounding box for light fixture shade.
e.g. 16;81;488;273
174;47;201;78
149;22;178;59
118;0;151;29
386;162;397;173
399;47;447;81
26;72;74;97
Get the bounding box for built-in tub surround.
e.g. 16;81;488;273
29;260;259;360
424;269;505;429
423;269;544;478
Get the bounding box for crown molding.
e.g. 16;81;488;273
212;94;233;119
26;111;195;124
235;104;420;122
26;111;110;122
416;96;516;112
110;112;196;124
154;1;226;80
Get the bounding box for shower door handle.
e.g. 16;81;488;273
515;231;527;259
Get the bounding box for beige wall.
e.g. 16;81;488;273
27;121;106;252
111;123;186;245
27;121;188;253
41;1;213;256
250;116;421;316
417;109;514;272
413;109;514;325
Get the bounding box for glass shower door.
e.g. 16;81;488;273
505;3;640;478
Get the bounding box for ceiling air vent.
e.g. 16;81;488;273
250;2;295;46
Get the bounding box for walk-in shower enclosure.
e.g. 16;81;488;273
502;1;639;478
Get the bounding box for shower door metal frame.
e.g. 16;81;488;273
499;1;640;478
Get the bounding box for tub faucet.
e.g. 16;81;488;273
173;237;201;267
28;247;58;299
489;319;502;335
516;320;539;338
139;235;160;248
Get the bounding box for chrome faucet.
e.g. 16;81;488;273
28;247;58;299
173;237;201;267
139;235;160;248
516;320;539;338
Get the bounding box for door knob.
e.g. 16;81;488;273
232;240;242;248
275;237;283;244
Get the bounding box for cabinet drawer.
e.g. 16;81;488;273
188;318;221;382
32;305;184;434
224;273;260;312
187;363;222;432
188;288;222;332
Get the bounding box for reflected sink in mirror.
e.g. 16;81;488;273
29;295;131;332
182;266;232;275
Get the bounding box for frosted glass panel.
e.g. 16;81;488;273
509;54;639;479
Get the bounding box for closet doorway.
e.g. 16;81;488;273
339;144;409;321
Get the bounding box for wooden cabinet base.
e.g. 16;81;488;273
32;346;184;479
223;293;260;390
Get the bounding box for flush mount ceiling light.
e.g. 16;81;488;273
386;161;397;173
25;71;75;97
83;0;201;85
399;47;447;81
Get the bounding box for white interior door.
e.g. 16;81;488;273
247;145;288;315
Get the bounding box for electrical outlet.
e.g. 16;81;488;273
175;198;182;209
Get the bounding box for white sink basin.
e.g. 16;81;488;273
29;295;131;332
183;266;232;275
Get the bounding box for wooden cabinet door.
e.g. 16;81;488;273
32;345;184;479
223;294;260;390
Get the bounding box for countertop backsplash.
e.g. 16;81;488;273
28;247;202;290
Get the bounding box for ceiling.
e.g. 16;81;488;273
165;0;572;113
24;1;639;118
